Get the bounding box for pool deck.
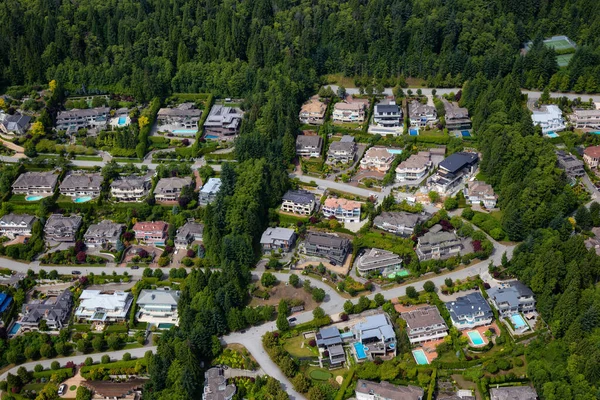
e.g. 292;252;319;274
460;322;500;346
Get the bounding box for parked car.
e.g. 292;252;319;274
71;270;81;275
58;384;67;395
288;317;297;323
330;260;337;266
131;265;140;270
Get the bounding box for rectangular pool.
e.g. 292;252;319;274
172;129;197;135
461;130;471;137
467;330;485;346
546;131;559;138
388;149;403;155
205;134;220;140
353;342;367;359
409;129;419;136
9;323;20;335
118;116;127;125
412;349;429;365
510;314;527;329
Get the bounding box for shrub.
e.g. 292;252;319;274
406;286;418;299
122;353;132;361
51;361;60;370
423;281;436;293
84;357;93;366
486;362;499;374
101;355;110;364
514;358;524;367
308;339;316;347
34;364;44;373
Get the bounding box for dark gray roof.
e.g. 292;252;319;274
282;189;315;205
1;113;31;131
296;135;322;148
329;141;355;153
373;211;423;230
175;221;204;239
439;152;478;174
355;380;424;400
376;104;400;113
44;214;82;232
445;292;492;321
0;213;36;228
305;232;349;249
487;281;534;309
110;173;152;190
59;173;103;190
339;135;354;143
12;171;59;189
490;386;538;400
316;326;342;347
21;289;73;324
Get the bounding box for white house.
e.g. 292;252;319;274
0;214;36;239
400;306;448;344
322;197;361;223
75;290;133;323
464;181;497;209
531;104;565;134
136;289;180;325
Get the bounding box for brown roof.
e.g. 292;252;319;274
323;197;361;210
401;305;447;330
584;145;600;158
301;98;326;114
355;380;424;400
83;379;146;398
133;221;168;232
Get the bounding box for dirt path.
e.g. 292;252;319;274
0;135;25;153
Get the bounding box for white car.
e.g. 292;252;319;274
58;384;67;395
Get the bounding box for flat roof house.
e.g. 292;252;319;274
174;221;204;249
355;380;424;400
531;104;565;134
12;171;59;196
570;108;600;129
373;101;402;128
133;221;168;245
428;152;479;195
154;177;193;202
487;281;536;318
281;189;316;215
299;96;326;125
203;105;244;138
356;248;403;277
20;289;73;330
446;292;493;329
416;230;462;261
353;314;397;360
110;174;153;202
304;231;351;264
136;289;180;325
260;227;297;253
157;103;202;133
199;178;222;205
326;136;357;165
409;100;437;127
296;134;323;158
373;211;425;237
400;306;448;344
360;147;395;173
0;112;31;135
44;214;82;242
84;220;124;249
56;107;109;133
0;213;36;239
75;290;133;323
203;367;236;400
322;197;361;223
489;386;538;400
584;145;600;169
464;181;498;209
315;326;346;367
395;151;433;182
555;150;584;178
442;99;471;130
59;172;103;198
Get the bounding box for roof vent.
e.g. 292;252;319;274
151;295;155;300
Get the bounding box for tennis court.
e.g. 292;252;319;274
556;54;574;67
544;37;575;51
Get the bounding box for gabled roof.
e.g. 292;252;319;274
584;145;600;158
0;112;31;131
354;314;395;341
373;212;423;229
44;214;82;232
0;213;36;227
296;135;323;148
445;292;492;320
59;173;103;190
12;171;59;189
154;177;192;193
175;221;204;239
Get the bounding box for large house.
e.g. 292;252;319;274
332;97;368;123
20;289;73;330
203;367;236;400
59;172;103;199
260;227;297;253
296;135;323;158
174;221;204;249
133;221;168;245
489;386;538;400
110;174;152;202
0;112;31;135
555;150;585;178
156;103;202;133
570;108;600;129
464;181;498;209
442;99;471;130
12;171;59;196
84;220;124;248
401;306;449;344
583;145;600;169
355;380;424;400
487;281;536;317
416;229;462;261
322;197;361;223
0;214;36;238
315;326;346;367
203;105;244;138
136;289;180;325
154;177;193;202
280;190;316;215
373;101;402;128
44;214;82;242
409;100;437;127
395;151;433;182
299;96;326;125
428;152;479;195
360;147;395;172
304;231;351;264
326;135;357;164
446;292;493;329
75;290;133;323
352;314;397;360
56;107;110;133
531;104;565;134
356;248;403;277
199;178;222;205
373;211;425;237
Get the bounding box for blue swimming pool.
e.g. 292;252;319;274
340;331;354;339
205;134;219;139
25;195;44;201
461;130;471;137
591;131;600;135
412;349;429;365
353;342;367;359
118;116;127;125
409;129;419;136
74;196;92;203
388;149;403;154
546;131;559;138
9;323;20;336
467;330;485;346
510;314;527;329
172;129;197;134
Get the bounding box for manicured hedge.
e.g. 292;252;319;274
33;368;73;379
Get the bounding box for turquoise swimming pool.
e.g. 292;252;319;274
25;195;44;201
74;196;92;203
546;131;559;138
205;134;219;139
510;314;527;329
172;129;197;134
9;323;20;335
388;149;403;154
353;342;367;359
118;116;127;125
158;323;174;329
409;129;419;136
412;349;429;365
467;330;485;346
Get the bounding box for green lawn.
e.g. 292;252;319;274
283;335;317;358
309;368;333;380
123;342;143;350
113;157;143;163
75;155;102;161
